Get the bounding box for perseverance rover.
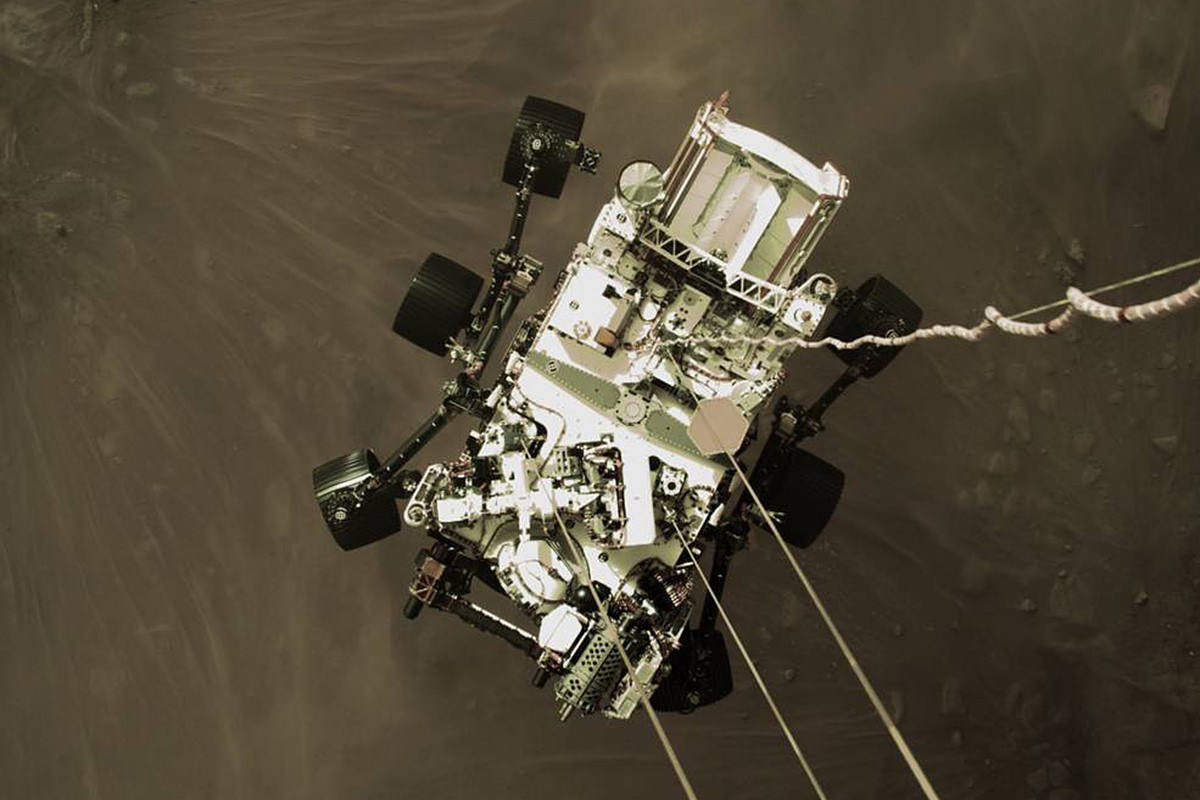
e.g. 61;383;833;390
312;94;922;720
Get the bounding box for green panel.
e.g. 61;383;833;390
526;350;620;412
644;409;703;458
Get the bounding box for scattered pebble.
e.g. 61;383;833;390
782;667;796;682
1027;765;1050;793
1020;598;1038;614
1057;568;1069;579
889;689;905;725
1133;83;1173;132
1067;238;1085;265
1048;759;1072;787
892;623;905;638
1007;396;1032;443
125;81;159;99
1151;435;1179;456
1038;386;1057;416
79;0;95;54
1134;590;1150;607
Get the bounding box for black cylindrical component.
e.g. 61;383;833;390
378;404;456;480
532;667;550;688
699;536;735;633
402;596;424;620
447;597;541;659
474;290;522;368
801;365;861;434
503;167;537;257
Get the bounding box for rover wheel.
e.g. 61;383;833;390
402;596;424;620
824;275;923;378
312;449;403;551
392;253;484;356
502;96;585;199
753;446;844;549
650;629;733;713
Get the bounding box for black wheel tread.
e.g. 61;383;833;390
502;96;586;199
756;447;845;549
392;253;483;356
825;275;924;378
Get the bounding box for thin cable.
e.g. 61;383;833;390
520;443;700;800
669;520;831;800
1009;254;1200;320
664;351;943;800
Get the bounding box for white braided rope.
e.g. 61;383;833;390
1067;276;1200;323
666;273;1200;353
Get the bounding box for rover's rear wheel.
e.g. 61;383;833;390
824;275;923;378
753;446;844;549
392;253;484;356
502;96;586;199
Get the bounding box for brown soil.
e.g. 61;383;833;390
2;1;1197;798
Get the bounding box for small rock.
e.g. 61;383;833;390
1052;259;1079;287
1134;590;1149;607
125;81;159;99
892;623;905;638
1072;431;1095;455
1151;435;1179;456
1048;760;1071;787
782;667;797;682
889;690;905;725
1027;765;1050;793
79;0;95;54
1038;387;1057;416
1007;396;1032;442
950;729;963;747
1020;598;1038;614
1049;789;1082;800
940;677;965;715
1067;238;1085;265
1057;568;1069;579
1133;83;1173;132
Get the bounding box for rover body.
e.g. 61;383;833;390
313;95;919;719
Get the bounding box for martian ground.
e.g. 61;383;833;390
2;1;1198;798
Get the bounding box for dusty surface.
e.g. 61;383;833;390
2;1;1198;798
